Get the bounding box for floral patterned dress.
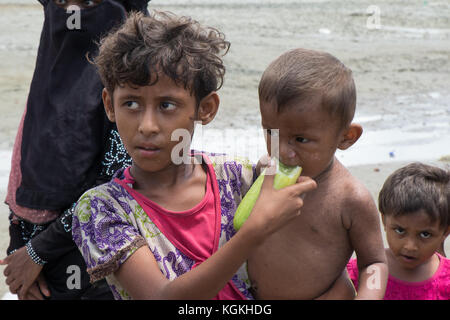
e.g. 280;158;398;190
72;153;256;299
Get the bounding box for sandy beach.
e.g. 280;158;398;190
0;0;449;299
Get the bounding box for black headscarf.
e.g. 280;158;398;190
16;0;150;210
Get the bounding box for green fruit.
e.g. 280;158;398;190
233;159;302;231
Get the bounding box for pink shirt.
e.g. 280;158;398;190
115;165;246;300
347;253;450;300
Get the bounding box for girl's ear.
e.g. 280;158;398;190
102;88;115;122
337;123;363;150
197;92;219;125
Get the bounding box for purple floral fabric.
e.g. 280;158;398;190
72;153;256;300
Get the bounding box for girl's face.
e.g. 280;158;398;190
103;73;218;176
54;0;102;9
383;210;449;270
105;74;198;174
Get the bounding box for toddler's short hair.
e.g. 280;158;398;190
378;162;450;229
93;11;230;103
258;48;356;128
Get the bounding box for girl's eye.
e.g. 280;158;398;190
296;137;309;143
420;232;431;239
55;0;67;4
394;227;405;235
160;102;176;111
124;101;139;109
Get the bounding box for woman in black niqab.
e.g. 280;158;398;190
3;0;150;300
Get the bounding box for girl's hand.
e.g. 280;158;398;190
241;160;317;242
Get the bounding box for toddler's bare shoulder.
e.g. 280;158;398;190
329;171;378;227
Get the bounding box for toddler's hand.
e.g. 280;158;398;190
241;161;317;241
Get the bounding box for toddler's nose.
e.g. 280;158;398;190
279;144;297;166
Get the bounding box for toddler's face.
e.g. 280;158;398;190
54;0;102;9
383;210;449;270
260;98;344;179
104;73;199;174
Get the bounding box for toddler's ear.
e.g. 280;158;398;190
197;92;219;125
102;88;115;122
337;123;362;150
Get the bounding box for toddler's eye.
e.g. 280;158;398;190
160;101;176;111
124;101;139;109
394;227;405;235
296;137;309;143
420;232;431;239
55;0;67;5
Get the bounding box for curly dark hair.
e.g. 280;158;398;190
93;10;230;104
378;162;450;229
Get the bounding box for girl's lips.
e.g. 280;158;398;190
399;254;418;263
138;146;160;158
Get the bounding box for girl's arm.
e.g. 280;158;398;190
115;174;317;299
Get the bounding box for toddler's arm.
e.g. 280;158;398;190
345;188;388;300
114;171;317;299
314;269;356;300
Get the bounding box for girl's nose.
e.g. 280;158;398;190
138;108;160;136
403;237;419;252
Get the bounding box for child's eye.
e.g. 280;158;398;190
160;102;176;111
55;0;67;5
420;232;431;239
296;137;309;143
394;227;405;235
124;101;139;110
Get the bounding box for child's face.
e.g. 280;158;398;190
383;210;449;270
54;0;102;9
260;98;346;178
103;74;201;174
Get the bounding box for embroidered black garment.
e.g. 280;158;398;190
16;0;149;210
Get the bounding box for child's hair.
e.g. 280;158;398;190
93;10;230;104
378;162;450;229
258;48;356;129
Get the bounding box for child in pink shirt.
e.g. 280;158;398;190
347;162;450;299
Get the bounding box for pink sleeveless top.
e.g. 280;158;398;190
115;166;245;300
347;253;450;300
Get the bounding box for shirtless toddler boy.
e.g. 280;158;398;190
248;48;388;299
